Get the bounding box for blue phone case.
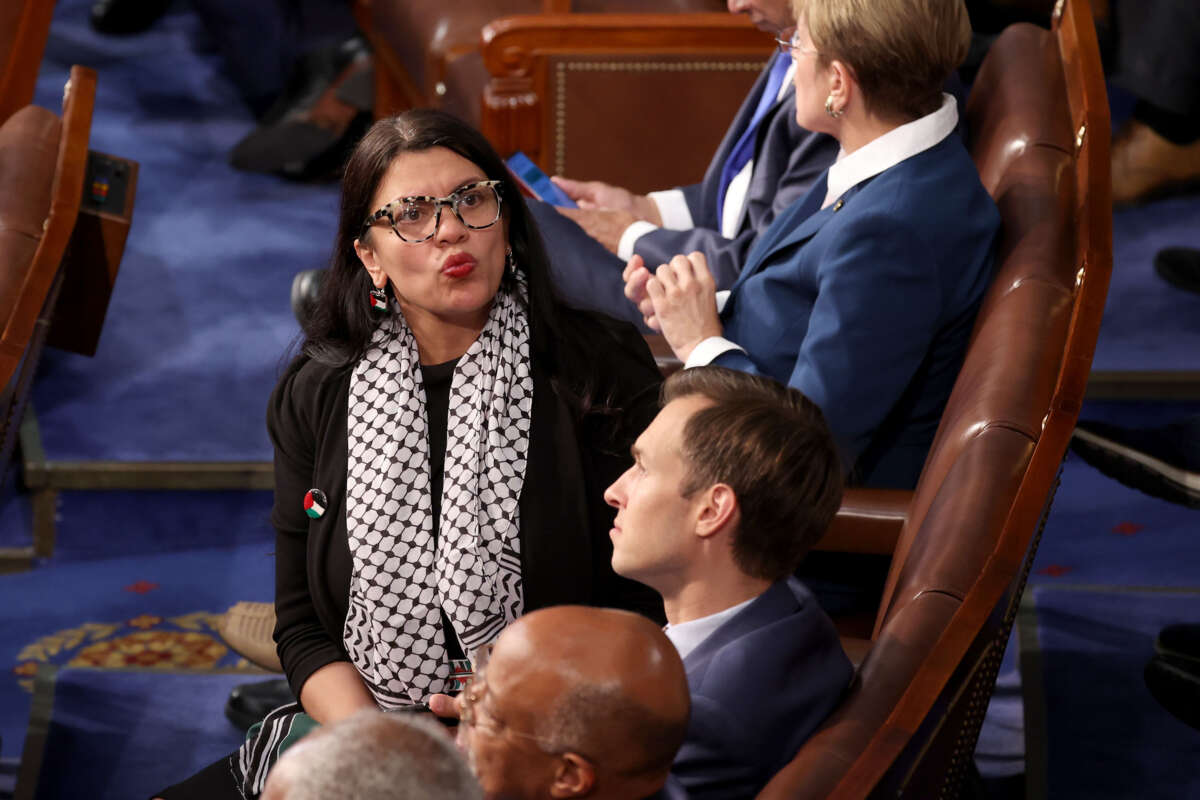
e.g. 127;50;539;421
506;151;578;208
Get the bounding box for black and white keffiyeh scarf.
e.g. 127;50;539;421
342;281;533;708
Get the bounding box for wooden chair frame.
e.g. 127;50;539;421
0;66;97;548
0;0;57;123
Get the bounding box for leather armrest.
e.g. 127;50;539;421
814;488;912;555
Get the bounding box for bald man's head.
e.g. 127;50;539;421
457;606;690;800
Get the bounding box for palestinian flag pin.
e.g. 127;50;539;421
303;488;328;519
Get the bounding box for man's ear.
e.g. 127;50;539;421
353;237;388;289
695;483;739;540
548;753;596;798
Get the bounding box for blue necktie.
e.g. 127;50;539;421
716;53;791;221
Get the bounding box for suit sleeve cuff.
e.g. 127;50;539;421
648;189;694;230
618;221;661;261
685;336;745;369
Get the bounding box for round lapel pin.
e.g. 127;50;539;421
303;488;328;519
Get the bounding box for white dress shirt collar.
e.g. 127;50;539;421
663;594;758;661
822;92;958;209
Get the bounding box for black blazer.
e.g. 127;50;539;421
268;308;664;698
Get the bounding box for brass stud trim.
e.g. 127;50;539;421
554;59;766;178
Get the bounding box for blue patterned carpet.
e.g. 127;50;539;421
0;0;1198;798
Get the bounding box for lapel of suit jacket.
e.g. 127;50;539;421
682;579;799;672
731;173;831;294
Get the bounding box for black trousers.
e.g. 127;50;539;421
1111;0;1200;141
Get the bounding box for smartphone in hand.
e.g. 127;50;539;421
506;151;578;208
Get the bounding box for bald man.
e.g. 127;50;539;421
451;606;690;800
262;710;480;800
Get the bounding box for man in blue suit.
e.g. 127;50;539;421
529;0;838;325
604;366;853;799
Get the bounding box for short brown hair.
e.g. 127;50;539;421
793;0;971;121
663;367;843;581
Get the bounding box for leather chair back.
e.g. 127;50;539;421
757;0;1111;796
0;67;96;489
0;0;57;123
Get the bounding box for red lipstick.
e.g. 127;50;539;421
443;253;476;278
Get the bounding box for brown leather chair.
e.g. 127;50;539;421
755;0;1111;796
0;66;96;559
354;0;764;192
354;0;726;119
0;0;57;123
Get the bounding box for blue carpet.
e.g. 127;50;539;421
1029;586;1200;800
1030;442;1200;589
1097;196;1200;373
0;543;273;764
47;489;274;562
0;471;33;552
29;0;336;464
24;668;249;800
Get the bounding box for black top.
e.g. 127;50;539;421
267;309;665;701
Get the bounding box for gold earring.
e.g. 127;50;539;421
824;95;843;118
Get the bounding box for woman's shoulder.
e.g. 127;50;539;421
268;353;352;427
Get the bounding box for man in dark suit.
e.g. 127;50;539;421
529;0;837;325
603;366;853;799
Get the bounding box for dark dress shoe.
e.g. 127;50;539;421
1155;247;1200;296
90;0;171;35
1156;623;1200;669
231;36;373;181
1070;418;1200;508
224;678;295;731
1145;653;1200;731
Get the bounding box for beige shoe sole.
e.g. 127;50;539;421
218;601;284;672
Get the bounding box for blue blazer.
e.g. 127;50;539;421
671;578;852;800
714;134;1001;488
533;53;837;324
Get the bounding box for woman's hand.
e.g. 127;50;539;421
642;252;723;363
623;255;659;331
427;693;461;721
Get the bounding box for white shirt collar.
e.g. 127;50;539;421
663;594;758;661
822;92;958;209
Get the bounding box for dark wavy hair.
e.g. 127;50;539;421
300;109;564;369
